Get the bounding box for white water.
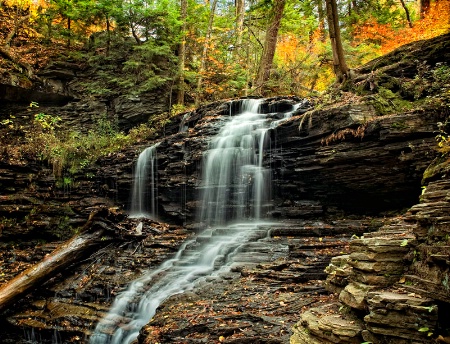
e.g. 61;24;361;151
199;99;272;225
89;222;269;344
129;143;160;219
89;98;299;344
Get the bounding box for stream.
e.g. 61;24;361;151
89;99;300;344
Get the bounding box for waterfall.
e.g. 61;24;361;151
89;98;297;344
129;143;160;219
199;99;271;225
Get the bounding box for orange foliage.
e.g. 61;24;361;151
354;1;450;54
277;34;302;66
2;0;49;13
276;29;332;93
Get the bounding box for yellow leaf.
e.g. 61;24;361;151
219;336;225;342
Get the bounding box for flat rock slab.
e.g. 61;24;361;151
291;302;364;344
339;282;375;311
364;289;438;341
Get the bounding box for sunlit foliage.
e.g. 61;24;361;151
1;0;449;99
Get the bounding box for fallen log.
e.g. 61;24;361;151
0;211;113;312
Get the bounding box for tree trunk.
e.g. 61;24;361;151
0;214;112;312
177;0;188;105
255;0;286;90
235;0;245;48
67;17;71;47
317;0;326;42
419;0;431;18
195;0;218;106
399;0;413;27
0;13;35;79
106;14;111;53
325;0;349;83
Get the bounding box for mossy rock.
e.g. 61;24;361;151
365;87;413;116
422;155;450;184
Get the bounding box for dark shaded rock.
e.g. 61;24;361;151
271;106;443;215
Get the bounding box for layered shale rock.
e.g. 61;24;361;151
291;302;364;344
291;178;449;344
364;291;438;343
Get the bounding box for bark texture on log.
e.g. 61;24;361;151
0;215;109;311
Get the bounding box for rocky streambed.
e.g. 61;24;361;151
0;215;381;343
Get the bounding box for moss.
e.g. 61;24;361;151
367;87;413;116
422;155;450;184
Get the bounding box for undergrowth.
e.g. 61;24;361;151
0;104;180;179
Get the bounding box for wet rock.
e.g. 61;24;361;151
292;178;450;344
347;226;416;288
403;179;450;304
135;220;360;344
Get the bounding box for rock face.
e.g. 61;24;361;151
0;59;170;132
0;95;447;344
1;93;447;344
291;179;450;344
90;96;442;226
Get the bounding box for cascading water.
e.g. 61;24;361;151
89;98;298;344
199;99;271;225
129;143;160;219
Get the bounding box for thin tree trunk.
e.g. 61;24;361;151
325;0;349;83
106;14;111;53
399;0;413;27
177;0;188;105
419;0;431;19
195;0;218;106
67;17;71;47
317;0;326;42
255;0;286;90
130;24;141;44
46;15;53;42
235;0;245;48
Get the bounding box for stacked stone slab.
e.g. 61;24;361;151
405;179;450;304
291;217;440;344
291;302;365;344
364;291;438;343
338;224;416;311
324;254;352;294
